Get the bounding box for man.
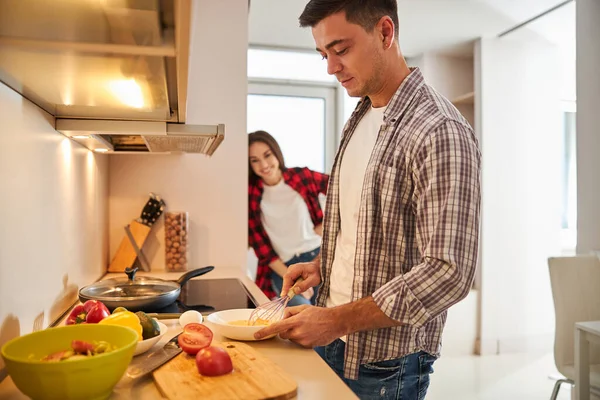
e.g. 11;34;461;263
255;0;481;398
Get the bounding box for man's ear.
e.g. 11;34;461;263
377;16;395;49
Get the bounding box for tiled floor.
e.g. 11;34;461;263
426;351;572;400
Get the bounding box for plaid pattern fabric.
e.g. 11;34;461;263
317;68;482;379
249;167;329;299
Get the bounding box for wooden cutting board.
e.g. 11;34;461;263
153;342;297;400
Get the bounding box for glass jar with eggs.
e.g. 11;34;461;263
164;211;189;272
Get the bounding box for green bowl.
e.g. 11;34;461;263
1;324;139;400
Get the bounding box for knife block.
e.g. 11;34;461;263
108;220;152;273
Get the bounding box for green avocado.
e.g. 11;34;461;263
135;311;160;340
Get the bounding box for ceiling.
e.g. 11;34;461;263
248;0;575;58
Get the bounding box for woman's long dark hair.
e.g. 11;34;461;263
248;130;286;181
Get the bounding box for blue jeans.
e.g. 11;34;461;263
315;339;436;399
270;247;320;306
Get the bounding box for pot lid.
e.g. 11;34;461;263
78;265;216;303
79;268;180;302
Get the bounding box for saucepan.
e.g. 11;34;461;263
78;266;215;312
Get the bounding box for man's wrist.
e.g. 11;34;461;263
329;306;352;337
331;296;401;336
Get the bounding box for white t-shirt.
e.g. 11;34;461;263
326;105;386;310
260;179;322;263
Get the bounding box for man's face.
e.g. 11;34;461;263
313;12;384;98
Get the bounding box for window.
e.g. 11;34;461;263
247;48;345;173
248;48;335;83
248;83;336;173
247;48;363;173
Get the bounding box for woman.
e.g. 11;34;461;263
248;130;328;306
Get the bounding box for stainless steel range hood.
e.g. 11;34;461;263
56;119;225;154
0;0;225;154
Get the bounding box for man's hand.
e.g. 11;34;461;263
255;297;403;344
254;305;345;346
281;261;321;298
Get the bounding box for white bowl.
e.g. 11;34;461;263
206;309;276;341
133;320;168;356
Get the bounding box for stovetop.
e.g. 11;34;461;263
151;278;258;315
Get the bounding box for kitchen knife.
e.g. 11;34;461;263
137;192;165;227
145;307;215;320
126;333;182;380
145;313;185;320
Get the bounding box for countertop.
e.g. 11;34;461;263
0;267;358;400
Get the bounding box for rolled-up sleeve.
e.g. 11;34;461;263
373;120;481;328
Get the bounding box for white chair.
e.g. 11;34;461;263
548;255;600;399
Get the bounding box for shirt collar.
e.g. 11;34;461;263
352;67;425;123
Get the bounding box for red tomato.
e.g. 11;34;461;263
71;340;94;354
195;346;233;377
177;323;213;355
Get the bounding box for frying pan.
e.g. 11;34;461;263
78;266;214;312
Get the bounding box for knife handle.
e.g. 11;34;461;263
146;313;182;320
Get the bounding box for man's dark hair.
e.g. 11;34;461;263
299;0;399;38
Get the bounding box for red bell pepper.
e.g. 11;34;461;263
66;300;110;325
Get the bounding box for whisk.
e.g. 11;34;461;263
248;278;304;326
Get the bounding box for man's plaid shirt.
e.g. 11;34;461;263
317;68;482;379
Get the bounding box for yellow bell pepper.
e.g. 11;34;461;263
98;311;143;341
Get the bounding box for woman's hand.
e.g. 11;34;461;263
268;258;288;278
313;223;323;236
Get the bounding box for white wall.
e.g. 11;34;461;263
409;53;475;128
418;54;474;100
576;0;600;254
0;83;109;371
477;37;562;354
108;0;249;272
